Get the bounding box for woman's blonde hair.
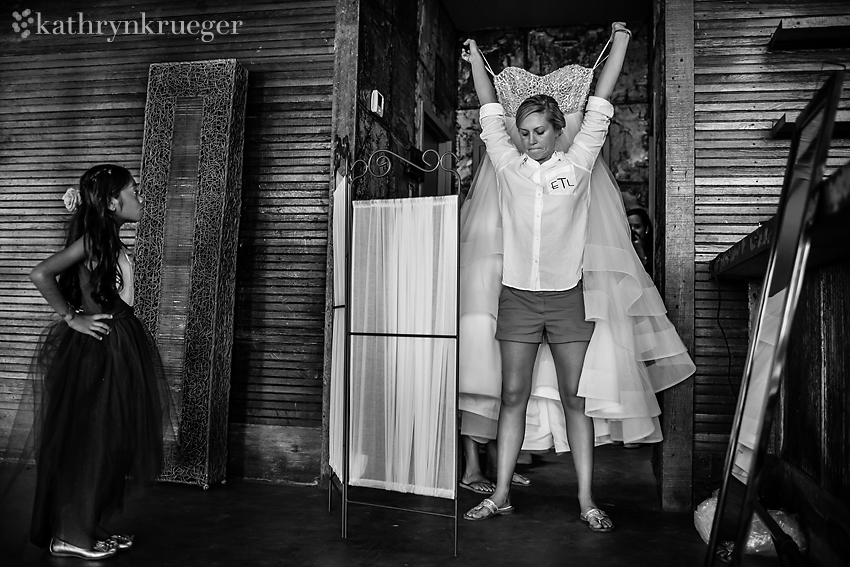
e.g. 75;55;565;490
516;94;566;131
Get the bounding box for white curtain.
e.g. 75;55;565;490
329;172;347;481
348;196;458;499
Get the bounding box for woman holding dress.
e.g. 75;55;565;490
459;23;696;530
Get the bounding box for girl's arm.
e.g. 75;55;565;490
30;237;112;339
463;39;497;106
594;22;631;101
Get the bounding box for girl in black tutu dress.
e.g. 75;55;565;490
27;164;171;560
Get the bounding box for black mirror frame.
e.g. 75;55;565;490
704;69;845;567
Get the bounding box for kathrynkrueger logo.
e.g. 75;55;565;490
11;10;243;42
12;9;34;38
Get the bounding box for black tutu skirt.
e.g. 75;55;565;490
28;299;172;548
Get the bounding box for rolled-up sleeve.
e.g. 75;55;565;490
568;96;614;172
479;103;522;171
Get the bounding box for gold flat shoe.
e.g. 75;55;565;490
49;538;117;560
107;533;134;550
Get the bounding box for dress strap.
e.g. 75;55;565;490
592;35;614;71
118;249;135;306
480;52;497;77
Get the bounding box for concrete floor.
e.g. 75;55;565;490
1;444;709;566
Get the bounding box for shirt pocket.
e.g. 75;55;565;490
543;163;579;195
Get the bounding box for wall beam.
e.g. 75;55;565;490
658;0;696;512
321;0;361;487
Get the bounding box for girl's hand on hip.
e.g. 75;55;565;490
68;313;112;340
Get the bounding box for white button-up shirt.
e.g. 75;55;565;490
479;96;614;291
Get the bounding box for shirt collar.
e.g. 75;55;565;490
520;150;566;169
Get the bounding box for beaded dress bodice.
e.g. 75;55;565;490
492;65;593;117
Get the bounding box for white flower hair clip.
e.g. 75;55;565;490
63;187;82;213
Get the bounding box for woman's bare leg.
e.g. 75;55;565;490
487;340;539;509
549;340;611;528
461;435;493;492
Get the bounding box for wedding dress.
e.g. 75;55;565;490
459;51;696;451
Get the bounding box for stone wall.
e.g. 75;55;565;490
354;0;457;200
456;23;650;207
416;0;458;133
354;0;418;200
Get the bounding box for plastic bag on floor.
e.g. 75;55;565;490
746;509;807;556
694;491;719;544
693;491;807;557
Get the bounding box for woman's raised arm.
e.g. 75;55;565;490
463;39;497;106
594;22;631;101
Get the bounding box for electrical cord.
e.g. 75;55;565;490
711;271;738;399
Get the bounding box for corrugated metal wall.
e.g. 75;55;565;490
0;0;336;479
692;0;850;499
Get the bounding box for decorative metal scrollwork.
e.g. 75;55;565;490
350;148;461;188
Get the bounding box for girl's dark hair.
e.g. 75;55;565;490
58;164;133;310
626;207;654;277
516;94;566;131
626;208;653;234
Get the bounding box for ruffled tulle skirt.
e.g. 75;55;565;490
459;112;696;450
28;300;171;548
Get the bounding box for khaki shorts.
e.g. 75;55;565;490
495;283;594;344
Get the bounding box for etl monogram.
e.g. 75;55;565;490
550;177;575;191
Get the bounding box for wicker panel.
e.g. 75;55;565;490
135;59;248;488
156;97;203;423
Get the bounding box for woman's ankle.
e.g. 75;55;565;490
462;470;486;482
490;489;511;507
